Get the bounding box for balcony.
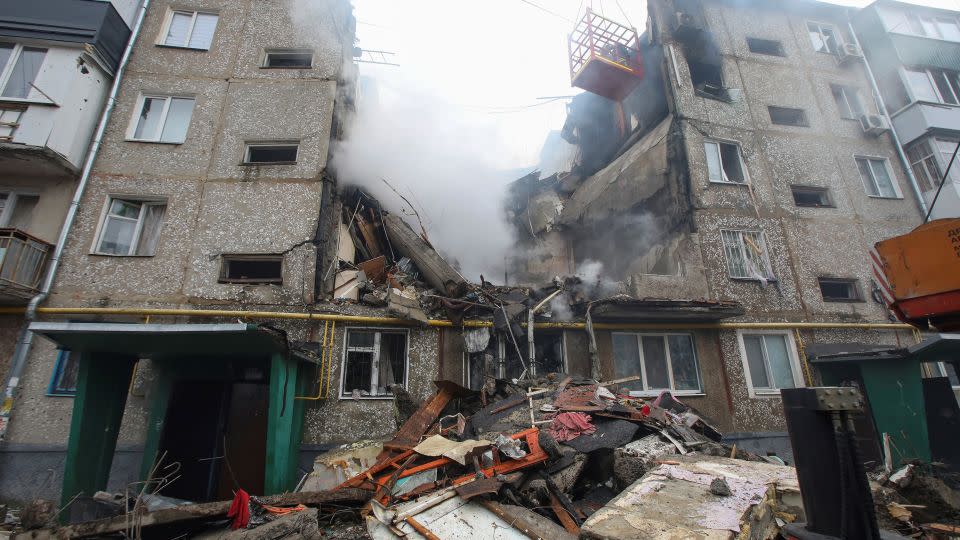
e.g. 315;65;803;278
891;101;960;145
0;228;51;302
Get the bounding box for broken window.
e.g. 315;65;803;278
688;59;725;98
263;49;313;68
47;349;78;396
856;157;899;198
704;140;747;183
740;332;799;395
818;278;863;302
341;329;408;398
746;38;785;57
831;84;865;119
791;185;833;207
534;332;564;376
768;106;809;127
0;44;46;99
161;10;219;50
94;198;167;256
807;22;839;54
612;333;701;395
129;95;195;143
244;143;299;164
720;229;774;281
219;255;283;284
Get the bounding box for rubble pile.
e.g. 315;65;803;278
872;463;960;538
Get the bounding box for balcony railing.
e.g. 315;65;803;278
0;228;51;301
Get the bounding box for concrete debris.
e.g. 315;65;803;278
709;477;732;497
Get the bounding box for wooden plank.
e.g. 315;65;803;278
382;213;466;295
548;492;580;534
354;215;384;257
19;489;369;540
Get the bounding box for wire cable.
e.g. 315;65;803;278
924;140;959;222
516;0;574;22
615;0;634;27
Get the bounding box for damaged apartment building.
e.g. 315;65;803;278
507;0;933;460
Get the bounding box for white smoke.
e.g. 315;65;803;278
331;73;524;282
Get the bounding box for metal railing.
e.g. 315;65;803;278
568;8;642;80
0;228;52;299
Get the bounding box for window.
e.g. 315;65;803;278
263;49;313;68
0;191;39;230
160;11;219;50
465;332;561;389
807;22;839;54
791;185;833;207
903;68;960;104
768;106;809;126
219;255;283;284
739;332;801;395
898;13;960;41
704;140;748;183
928;362;960;388
128;95;195;143
244;143;299;164
47;350;78;396
341;329;408;398
856;157;899;198
720;229;775;281
0;43;47;99
612;333;701;395
746;38;785;57
94;198;167;256
831;84;865;119
0;105;24;140
907;138;960;192
818;278;863;301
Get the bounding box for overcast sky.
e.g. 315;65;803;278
350;0;960;168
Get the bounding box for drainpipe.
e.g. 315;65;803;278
0;0;151;440
847;21;929;217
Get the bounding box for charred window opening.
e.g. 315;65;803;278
341;330;408;397
747;38;785;57
818;278;863;302
674;21;728;101
467;332;564;385
791;185;833;207
768;106;809;127
219;255;283;284
243;143;299;164
534;332;564;376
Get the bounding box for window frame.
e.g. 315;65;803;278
46;349;78;397
219;254;284;284
0;189;41;228
125;94;196;143
768;105;810;127
746;37;785;57
339;327;410;400
262;49;315;69
242;142;300;165
901;67;960;105
91;196;167;256
704;138;750;184
0;43;49;102
720;229;775;281
790;185;834;208
817;277;864;302
157;10;219;50
855;155;902;199
807;21;840;55
736;330;804;398
610;332;703;397
831;84;865;120
906;138;941;192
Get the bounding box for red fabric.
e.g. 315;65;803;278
546;412;597;442
641;404;651;417
227;488;250;529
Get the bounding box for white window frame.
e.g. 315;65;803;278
125;94;195;143
901;67;960;105
704;138;750;184
907;138;942;192
91;196;167;256
902;13;960;41
720;229;775;281
611;332;703;397
0;43;48;102
0;189;40;228
339;328;410;400
157;10;219;50
807;21;839;54
736;330;804;398
831;84;865;120
855;155;903;199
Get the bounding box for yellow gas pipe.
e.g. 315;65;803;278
296;320;335;400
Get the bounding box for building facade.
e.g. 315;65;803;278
853;0;960;219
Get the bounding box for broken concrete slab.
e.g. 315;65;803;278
300;441;384;492
580;455;800;539
613;434;678;490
